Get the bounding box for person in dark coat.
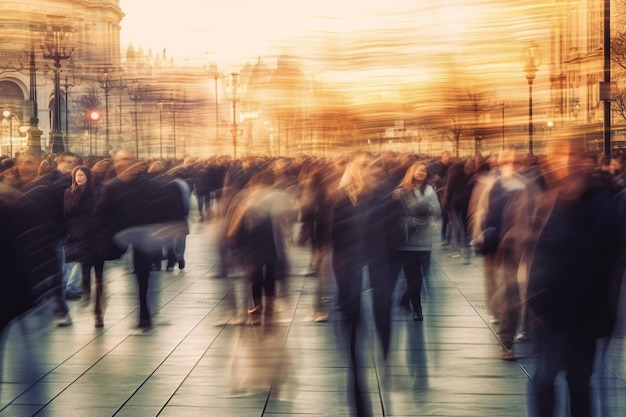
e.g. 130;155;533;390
331;153;396;417
226;168;288;319
195;158;226;221
525;141;622;417
96;149;181;329
63;165;105;327
0;183;62;333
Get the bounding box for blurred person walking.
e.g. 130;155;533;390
15;152;78;326
483;148;536;360
96;149;183;329
428;151;452;245
226;168;288;321
331;153;396;417
0;182;62;333
468;153;501;324
443;159;475;263
525;141;622;417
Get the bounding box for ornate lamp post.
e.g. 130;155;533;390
99;70;120;155
41;23;75;153
27;47;43;153
521;41;541;156
62;60;80;148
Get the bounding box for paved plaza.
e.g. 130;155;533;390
1;213;625;416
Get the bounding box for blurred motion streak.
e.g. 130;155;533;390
0;1;620;157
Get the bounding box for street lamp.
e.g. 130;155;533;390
99;70;120;155
88;109;101;155
27;47;43;153
231;72;239;159
129;80;143;158
2;110;13;157
62;60;80;148
157;101;164;159
41;22;75;153
204;61;220;153
521;41;541;156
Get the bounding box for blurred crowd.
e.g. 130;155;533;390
2;143;626;417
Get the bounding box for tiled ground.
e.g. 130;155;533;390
1;215;624;417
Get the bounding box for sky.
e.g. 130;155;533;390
119;0;550;102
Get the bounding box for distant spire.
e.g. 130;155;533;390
126;43;136;61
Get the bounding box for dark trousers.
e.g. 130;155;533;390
529;321;596;417
248;261;277;306
133;248;153;325
390;250;430;314
334;259;393;417
333;259;394;359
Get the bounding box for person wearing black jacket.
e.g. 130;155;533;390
0;183;62;333
525;142;622;417
96;149;183;329
64;166;105;327
331;153;396;417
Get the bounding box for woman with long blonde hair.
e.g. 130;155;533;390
330;152;397;416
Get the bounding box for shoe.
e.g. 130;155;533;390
137;319;152;329
450;253;461;258
500;346;514;361
178;260;185;270
314;312;329;322
413;312;423;321
247;305;263;315
166;266;174;272
54;313;72;327
95;315;104;328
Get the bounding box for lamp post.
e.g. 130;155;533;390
157;101;164;159
521;41;541;156
3;110;13;157
501;102;505;149
213;67;219;148
99;70;120;155
129;80;143;158
88;110;100;155
27;48;43;152
62;62;80;148
231;72;239;159
41;23;75;153
204;62;220;152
